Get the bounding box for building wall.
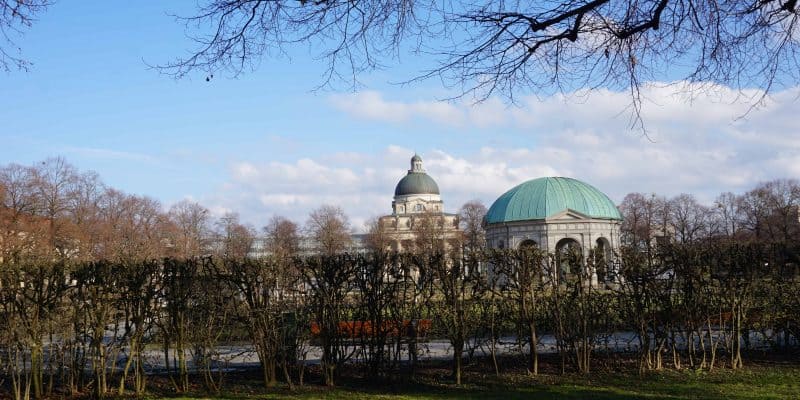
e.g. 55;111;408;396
378;213;460;252
392;193;444;215
486;219;621;253
485;209;622;287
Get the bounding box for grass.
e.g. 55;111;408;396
141;362;800;400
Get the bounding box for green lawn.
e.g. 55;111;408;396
145;364;800;400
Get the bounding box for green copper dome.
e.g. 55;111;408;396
395;172;440;196
486;177;622;224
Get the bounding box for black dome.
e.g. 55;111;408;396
394;172;440;196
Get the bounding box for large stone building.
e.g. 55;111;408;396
378;154;460;252
485;177;622;286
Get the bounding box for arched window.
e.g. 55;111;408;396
556;238;583;282
519;239;538;249
594;237;612;284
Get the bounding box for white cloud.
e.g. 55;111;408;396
328;91;465;125
204;83;800;230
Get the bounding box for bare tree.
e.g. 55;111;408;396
264;215;300;259
115;260;161;396
215;212;257;260
98;190;170;262
70;262;127;400
297;254;357;386
714;191;744;238
306;205;351;256
67;171;106;261
31;157;80;258
0;163;40;217
187;259;234;394
491;247;548;375
157;258;201;393
756;179;800;243
668;193;714;243
0;260;69;399
363;216;392;253
458;200;487;254
258;215;304;388
735;180;800;242
619;193;649;247
0;163;51;263
219;256;290;389
421;250;472;385
411;209;451;257
619;192;669;254
168;200;211;258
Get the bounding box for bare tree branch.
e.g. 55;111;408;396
0;0;50;72
160;1;800;129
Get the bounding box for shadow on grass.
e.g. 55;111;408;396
322;368;800;400
144;379;793;400
140;360;800;400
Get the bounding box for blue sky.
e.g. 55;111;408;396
2;2;799;230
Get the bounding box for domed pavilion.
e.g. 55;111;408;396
486;177;622;286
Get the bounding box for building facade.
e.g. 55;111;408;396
378;154;460;252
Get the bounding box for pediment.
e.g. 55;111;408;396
545;208;591;221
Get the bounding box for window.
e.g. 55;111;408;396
414;204;425;212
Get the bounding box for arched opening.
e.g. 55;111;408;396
556;238;583;282
515;239;542;285
594;237;612;285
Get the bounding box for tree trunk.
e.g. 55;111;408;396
177;329;189;392
262;358;277;388
118;337;137;396
452;339;463;385
135;347;147;395
282;360;295;391
324;363;335;387
529;321;539;375
489;311;499;376
31;344;43;400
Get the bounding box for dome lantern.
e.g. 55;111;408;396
410;153;424;172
